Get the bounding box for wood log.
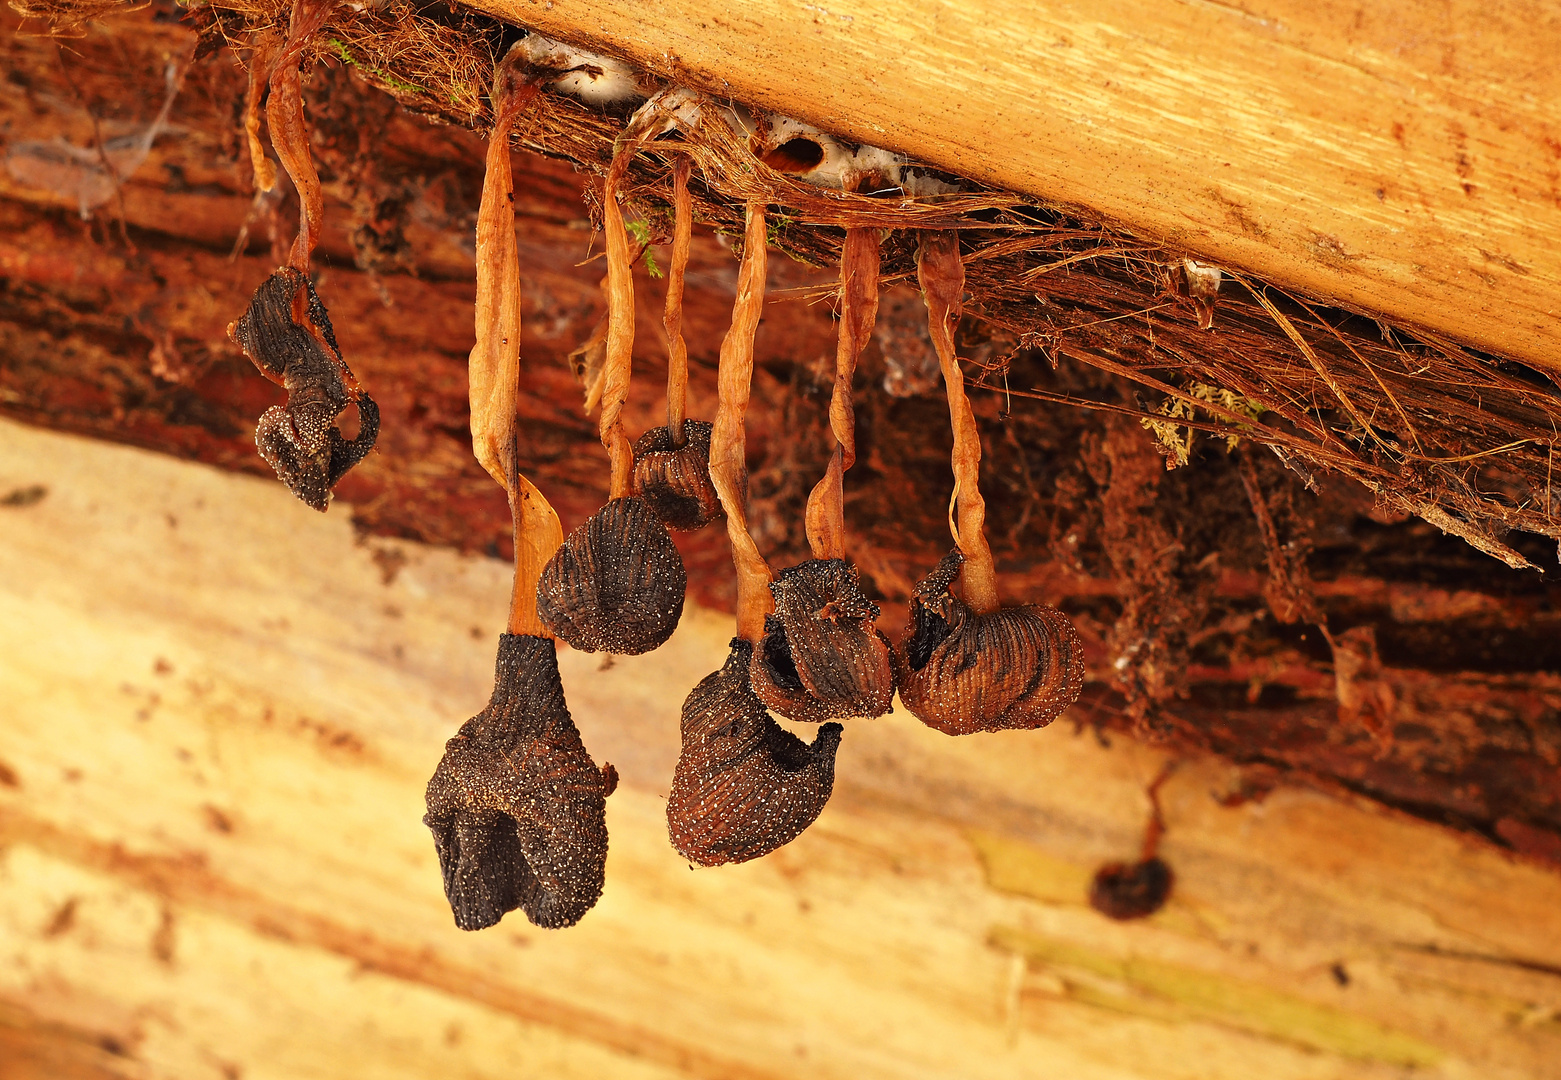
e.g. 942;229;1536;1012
3;417;1561;1078
471;0;1561;373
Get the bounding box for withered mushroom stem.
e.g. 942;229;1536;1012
467;43;561;637
242;30;280;194
662;156;694;447
266;0;336;275
709;200;775;642
917;229;1000;616
803;225;880;561
598;156;637;501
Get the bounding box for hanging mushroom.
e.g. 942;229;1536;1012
666;201;843;866
536;92;693;655
1090;764;1177;920
424;48;613;930
893;231;1085;735
632;155;722;532
748;218;895;724
227;0;379;512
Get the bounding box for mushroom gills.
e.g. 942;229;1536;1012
536;495;687;654
229;266;379;511
667;639;843;866
632;419;722;531
423;634;611;930
749;558;895;723
895;550;1086;736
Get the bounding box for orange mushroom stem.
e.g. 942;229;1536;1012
662;156;694;447
708;201;775;642
917;229;1000;616
803;226;880;561
466;43;560;637
265;0;335;274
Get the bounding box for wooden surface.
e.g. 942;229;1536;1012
467;0;1561;373
3;417;1561;1077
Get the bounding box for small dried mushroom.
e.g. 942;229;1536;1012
425;45;611;931
632;156;722;532
539;92;696;654
1089;765;1176;920
667;640;842;866
893;231;1084;735
425;635;614;930
666;201;843;865
227;0;379;511
751;223;895;723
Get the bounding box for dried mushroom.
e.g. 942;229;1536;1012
229;269;380;511
425;46;611;931
632;419;719;530
1089;765;1176;920
633;156;722;531
893;232;1085;735
666;640;842;866
665;201;843;864
751;223;895;723
898;551;1083;734
751;559;895;725
537;93;690;655
227;0;379;511
425;635;613;930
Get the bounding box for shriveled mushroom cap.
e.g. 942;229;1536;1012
424;634;611;930
896;550;1086;735
231;267;379;511
537;495;687;654
632;420;722;531
1089;857;1174;920
749;558;895;724
667;639;843;866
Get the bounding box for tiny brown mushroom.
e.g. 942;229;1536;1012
536;494;687;654
667;639;843;866
1089;763;1176;921
750;559;895;724
896;550;1083;734
632;419;720;530
229;267;379;511
424;634;610;930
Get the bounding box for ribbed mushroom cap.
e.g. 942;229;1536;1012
536;495;688;654
423;634;611;930
895;550;1086;735
749;558;895;724
230;267;379;511
667;639;843;866
632;420;722;531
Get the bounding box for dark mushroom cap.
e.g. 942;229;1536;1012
537;495;688;654
895;550;1085;735
1089;857;1174;920
667;639;843;866
632;421;722;531
231;267;379;511
749;558;895;723
424;634;611;930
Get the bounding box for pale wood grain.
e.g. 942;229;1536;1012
463;0;1561;373
1;417;1560;1079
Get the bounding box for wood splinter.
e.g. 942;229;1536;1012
750;221;895;724
894;230;1085;735
425;46;612;931
667;200;842;867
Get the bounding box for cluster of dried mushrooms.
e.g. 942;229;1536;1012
232;11;1084;929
